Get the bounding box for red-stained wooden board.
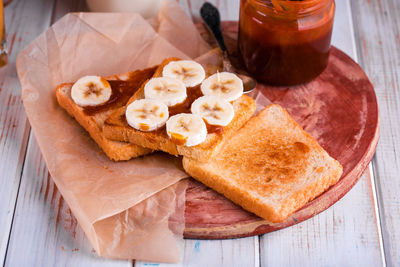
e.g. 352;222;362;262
183;21;379;239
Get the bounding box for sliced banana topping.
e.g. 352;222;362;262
191;96;234;126
166;113;207;147
144;77;187;107
201;72;243;102
125;99;169;132
162;60;206;87
71;75;112;107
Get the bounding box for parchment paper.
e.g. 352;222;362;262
16;0;210;263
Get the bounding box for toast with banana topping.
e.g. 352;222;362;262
56;67;157;161
56;59;343;224
102;58;256;162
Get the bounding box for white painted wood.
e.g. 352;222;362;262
0;74;30;265
330;0;358;59
0;0;57;264
3;0;55;63
5;135;131;267
350;1;400;266
2;0;392;266
212;0;240;21
3;0;130;266
259;0;384;266
368;164;386;266
137;237;259;267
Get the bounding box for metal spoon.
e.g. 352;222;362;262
200;2;256;93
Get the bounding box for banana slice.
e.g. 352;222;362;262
201;72;243;102
191;96;234;126
71;75;112;107
144;77;187;106
125;99;169;132
166;113;207;147
162;60;206;87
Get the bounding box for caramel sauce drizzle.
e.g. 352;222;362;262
82;67;156;116
83;80;134;116
167;85;224;135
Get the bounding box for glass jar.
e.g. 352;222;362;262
238;0;335;86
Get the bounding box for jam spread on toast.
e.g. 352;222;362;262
83;80;136;116
164;86;224;135
169;132;188;146
205;122;224;134
168;86;203;116
83;67;156;116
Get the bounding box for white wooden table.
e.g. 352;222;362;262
1;0;398;266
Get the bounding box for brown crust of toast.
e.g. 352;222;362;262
182;104;343;223
56;67;156;161
102;58;257;162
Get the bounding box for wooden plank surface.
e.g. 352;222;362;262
0;0;56;264
1;0;128;266
351;1;400;266
260;172;383;266
0;0;394;266
137;237;259;267
5;137;131;267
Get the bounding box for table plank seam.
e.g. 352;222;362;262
256;235;260;267
369;163;387;267
2;1;388;266
369;155;390;266
2;131;31;267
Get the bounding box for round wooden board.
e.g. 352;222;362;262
183;22;379;239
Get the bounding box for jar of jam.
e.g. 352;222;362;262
238;0;335;86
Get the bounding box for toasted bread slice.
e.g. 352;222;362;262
182;104;343;223
56;67;157;161
103;58;257;162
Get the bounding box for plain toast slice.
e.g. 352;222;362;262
182;104;343;223
103;58;256;162
56;67;156;161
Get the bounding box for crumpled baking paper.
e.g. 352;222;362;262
16;0;211;263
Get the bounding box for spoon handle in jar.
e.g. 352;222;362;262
200;2;227;52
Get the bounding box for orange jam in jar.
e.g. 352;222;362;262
238;0;335;85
